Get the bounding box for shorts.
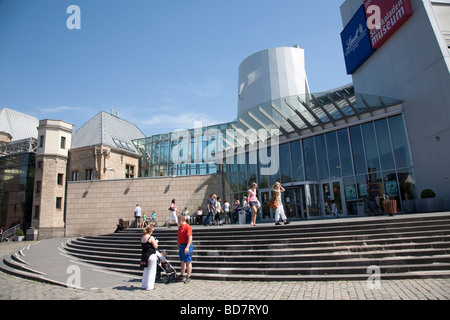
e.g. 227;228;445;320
249;201;258;207
179;243;193;263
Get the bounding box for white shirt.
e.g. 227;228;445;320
135;206;142;217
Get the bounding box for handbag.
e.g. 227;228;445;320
269;196;277;209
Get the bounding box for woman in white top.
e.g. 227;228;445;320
168;199;179;228
247;182;259;226
272;182;290;225
223;200;230;224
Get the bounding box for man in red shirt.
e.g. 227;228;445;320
177;215;193;283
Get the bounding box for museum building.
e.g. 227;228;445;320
1;0;449;238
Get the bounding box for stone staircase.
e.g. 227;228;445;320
61;213;450;281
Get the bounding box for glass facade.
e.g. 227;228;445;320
221;114;415;219
0;153;35;229
134;86;410;221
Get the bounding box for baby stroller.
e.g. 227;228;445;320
368;199;384;216
156;249;177;283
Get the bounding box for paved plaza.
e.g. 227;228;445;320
1;241;449;301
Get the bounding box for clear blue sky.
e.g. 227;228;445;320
0;0;351;137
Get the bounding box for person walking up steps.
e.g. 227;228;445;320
167;199;179;228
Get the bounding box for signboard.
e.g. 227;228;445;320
364;0;413;49
340;0;413;74
340;5;376;74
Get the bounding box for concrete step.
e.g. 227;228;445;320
2;213;450;283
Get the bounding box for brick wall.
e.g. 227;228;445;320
65;174;222;237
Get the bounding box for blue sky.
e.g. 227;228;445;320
0;0;352;137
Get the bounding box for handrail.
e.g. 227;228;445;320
0;224;21;242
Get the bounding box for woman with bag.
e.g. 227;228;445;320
272;182;290;225
140;226;158;290
167;199;179;228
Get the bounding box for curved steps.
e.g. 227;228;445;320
61;213;450;281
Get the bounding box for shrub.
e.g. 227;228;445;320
420;189;436;199
15;228;24;236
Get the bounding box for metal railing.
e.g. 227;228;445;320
0;224;21;242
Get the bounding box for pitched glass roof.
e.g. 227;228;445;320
231;85;402;138
133;84;403;177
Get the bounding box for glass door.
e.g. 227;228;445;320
321;179;345;217
283;188;300;219
260;190;272;220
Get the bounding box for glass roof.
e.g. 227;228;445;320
231;85;402;139
133;85;403;158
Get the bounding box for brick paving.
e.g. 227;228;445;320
1;241;449;301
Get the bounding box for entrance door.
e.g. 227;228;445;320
321;179;345;217
283;186;307;219
283;188;299;219
260;190;271;220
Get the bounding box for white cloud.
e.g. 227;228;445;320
135;112;216;134
38;105;85;113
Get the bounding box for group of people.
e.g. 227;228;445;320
138;180;295;292
204;182;290;227
133;204;158;228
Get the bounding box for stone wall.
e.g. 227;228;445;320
65;174;222;237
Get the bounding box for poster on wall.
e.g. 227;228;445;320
385;180;398;196
345;186;357;200
359;184;367;196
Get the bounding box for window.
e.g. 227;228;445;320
374;118;395;171
38;161;43;168
60;136;66;149
349;125;367;175
303;137;318;181
361;122;381;173
315;134;329;180
39;135;44;148
337;129;353;176
290;140;304;182
34;205;40;219
56;197;62;209
36;181;41;193
57;173;64;185
279;143;293;183
85;169;93;180
126;165;135;178
72;171;79;181
326;131;341;178
388;115;411;168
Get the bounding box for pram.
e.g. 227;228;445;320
156;249;177;283
368;199;384;216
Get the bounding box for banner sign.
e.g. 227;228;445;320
365;0;413;49
340;5;375;74
341;0;413;74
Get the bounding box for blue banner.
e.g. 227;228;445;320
340;5;376;74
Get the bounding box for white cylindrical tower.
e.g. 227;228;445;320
237;46;310;116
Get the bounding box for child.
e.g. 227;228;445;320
149;210;158;227
331;200;338;218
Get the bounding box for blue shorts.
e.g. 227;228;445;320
179;243;193;263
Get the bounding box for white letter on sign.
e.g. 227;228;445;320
366;5;381;30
